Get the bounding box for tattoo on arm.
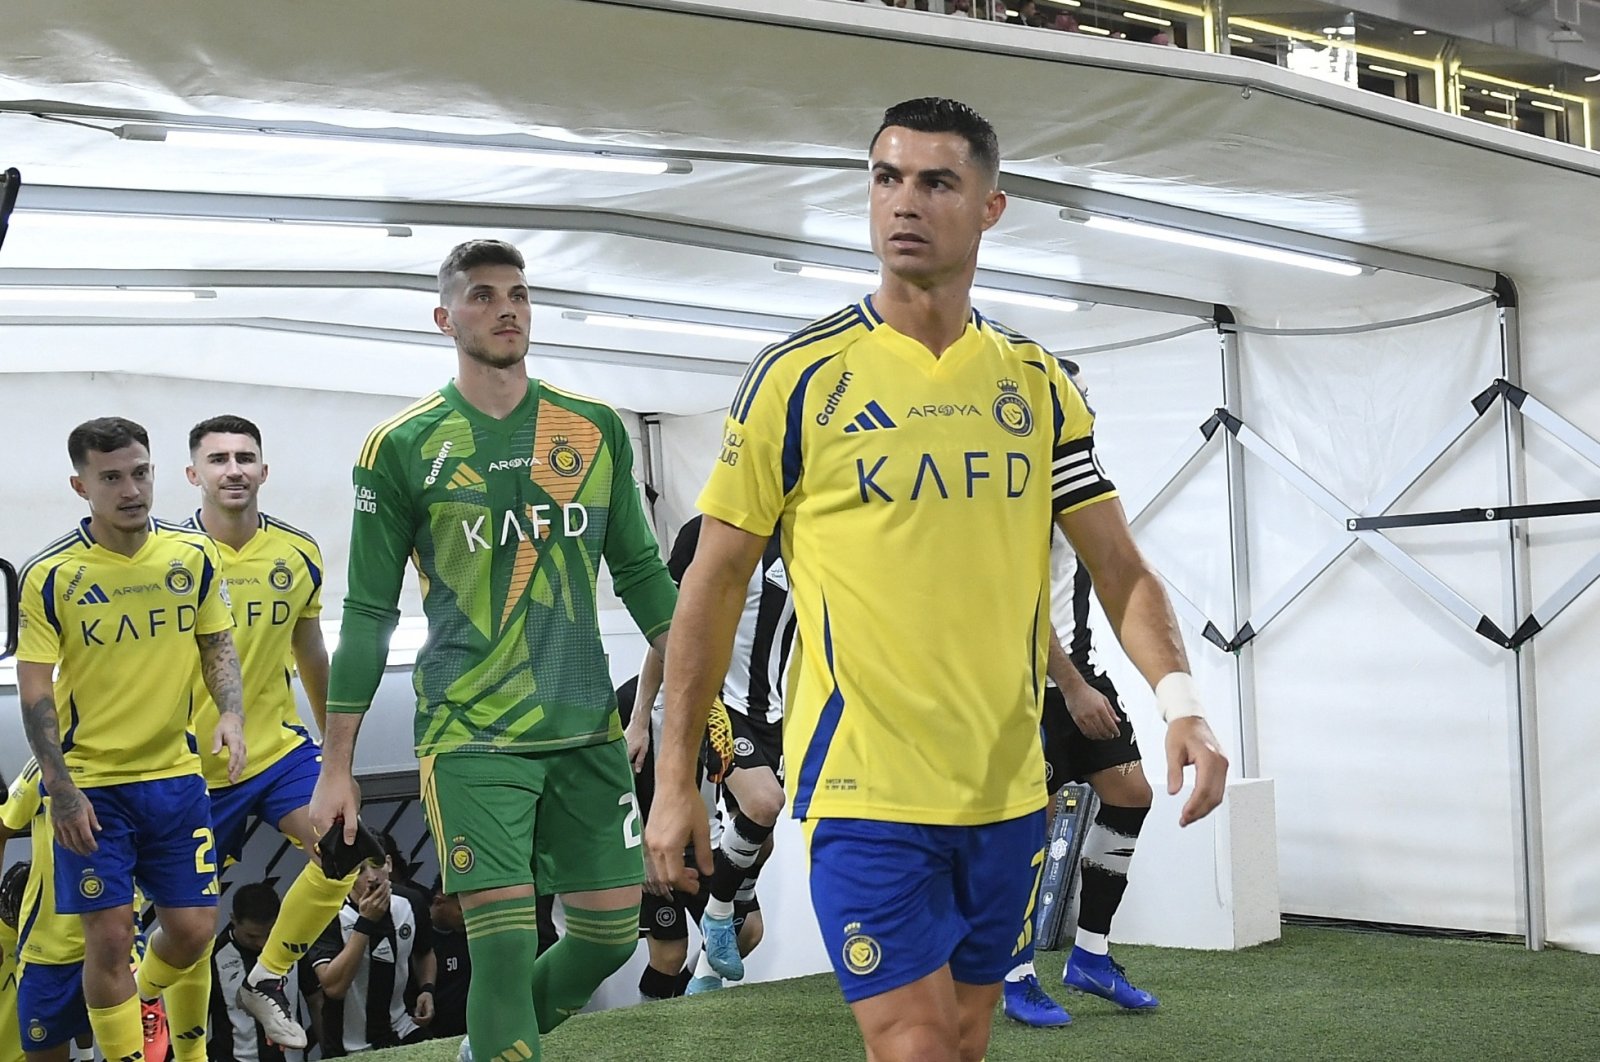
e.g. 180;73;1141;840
19;693;75;801
197;630;245;719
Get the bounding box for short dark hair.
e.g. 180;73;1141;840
438;239;526;301
189;414;263;454
378;832;409;879
67;417;149;470
1061;358;1081;376
231;882;281;926
870;98;1000;182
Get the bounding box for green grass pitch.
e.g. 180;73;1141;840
364;924;1600;1061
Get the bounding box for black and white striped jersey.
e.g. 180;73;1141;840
1047;527;1104;685
309;894;431;1055
209;925;315;1062
668;517;796;724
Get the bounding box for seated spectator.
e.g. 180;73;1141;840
426;888;470;1039
376;833;436;1011
211;883;317;1062
1053;12;1079;31
1015;0;1045;26
309;854;434;1055
1151;30;1173;45
949;0;973;16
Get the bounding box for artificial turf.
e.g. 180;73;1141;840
367;924;1600;1061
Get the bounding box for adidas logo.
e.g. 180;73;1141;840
842;401;898;434
447;465;485;490
77;584;110;606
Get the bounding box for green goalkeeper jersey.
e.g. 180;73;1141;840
327;379;676;756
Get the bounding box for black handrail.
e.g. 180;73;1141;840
0;167;19;252
1;559;18;660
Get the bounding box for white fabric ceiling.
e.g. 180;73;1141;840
10;0;1586;416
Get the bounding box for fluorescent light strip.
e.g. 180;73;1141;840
1122;0;1202;15
1481;111;1518;121
1228;17;1434;69
1368;65;1411;77
1587;73;1600;83
1486;90;1517;102
0;287;211;304
155;128;684;176
1228;33;1255;44
1531;100;1567;112
1412;29;1428;36
1068;214;1365;276
774;263;1084;312
1078;25;1112;35
1322;25;1356;37
562;311;784;343
1123;12;1172;27
1461;70;1585;103
14;211;406;239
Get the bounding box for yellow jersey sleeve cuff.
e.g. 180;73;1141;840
695;498;778;539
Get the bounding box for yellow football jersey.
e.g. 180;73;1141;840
17;519;233;786
700;298;1116;826
184;512;324;787
0;918;18;1062
1;760;85;966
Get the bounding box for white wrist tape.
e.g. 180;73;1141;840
1155;672;1205;723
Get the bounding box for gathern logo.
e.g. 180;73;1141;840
549;436;583;478
841;922;882;976
269;561;294;592
993;379;1033;437
27;1021;45;1043
449;840;475;875
655;906;678;928
399;923;413;940
815;370;855;426
424;439;454;487
165;562;194;596
734;737;756;759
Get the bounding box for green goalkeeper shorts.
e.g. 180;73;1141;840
421;739;644;896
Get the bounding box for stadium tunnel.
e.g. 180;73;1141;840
3;0;1600;1013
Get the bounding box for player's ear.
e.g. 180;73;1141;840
185;465;201;486
259;462;269;485
981;188;1007;232
69;474;86;500
434;305;453;336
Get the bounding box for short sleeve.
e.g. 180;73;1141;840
1047;357;1116;513
16;560;61;665
194;538;235;636
300;539;326;619
696;350;796;536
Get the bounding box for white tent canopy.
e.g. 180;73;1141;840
3;0;1599;954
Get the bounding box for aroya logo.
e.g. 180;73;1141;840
487;456;540;472
842;400;898;434
77;583;110;606
424;440;454;486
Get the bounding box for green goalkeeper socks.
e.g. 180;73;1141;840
464;896;544;1062
531;904;640;1032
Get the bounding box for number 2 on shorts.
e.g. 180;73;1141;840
618;792;643;848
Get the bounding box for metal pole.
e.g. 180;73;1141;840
1498;285;1545;951
1219;315;1259;776
1202;0;1230;55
